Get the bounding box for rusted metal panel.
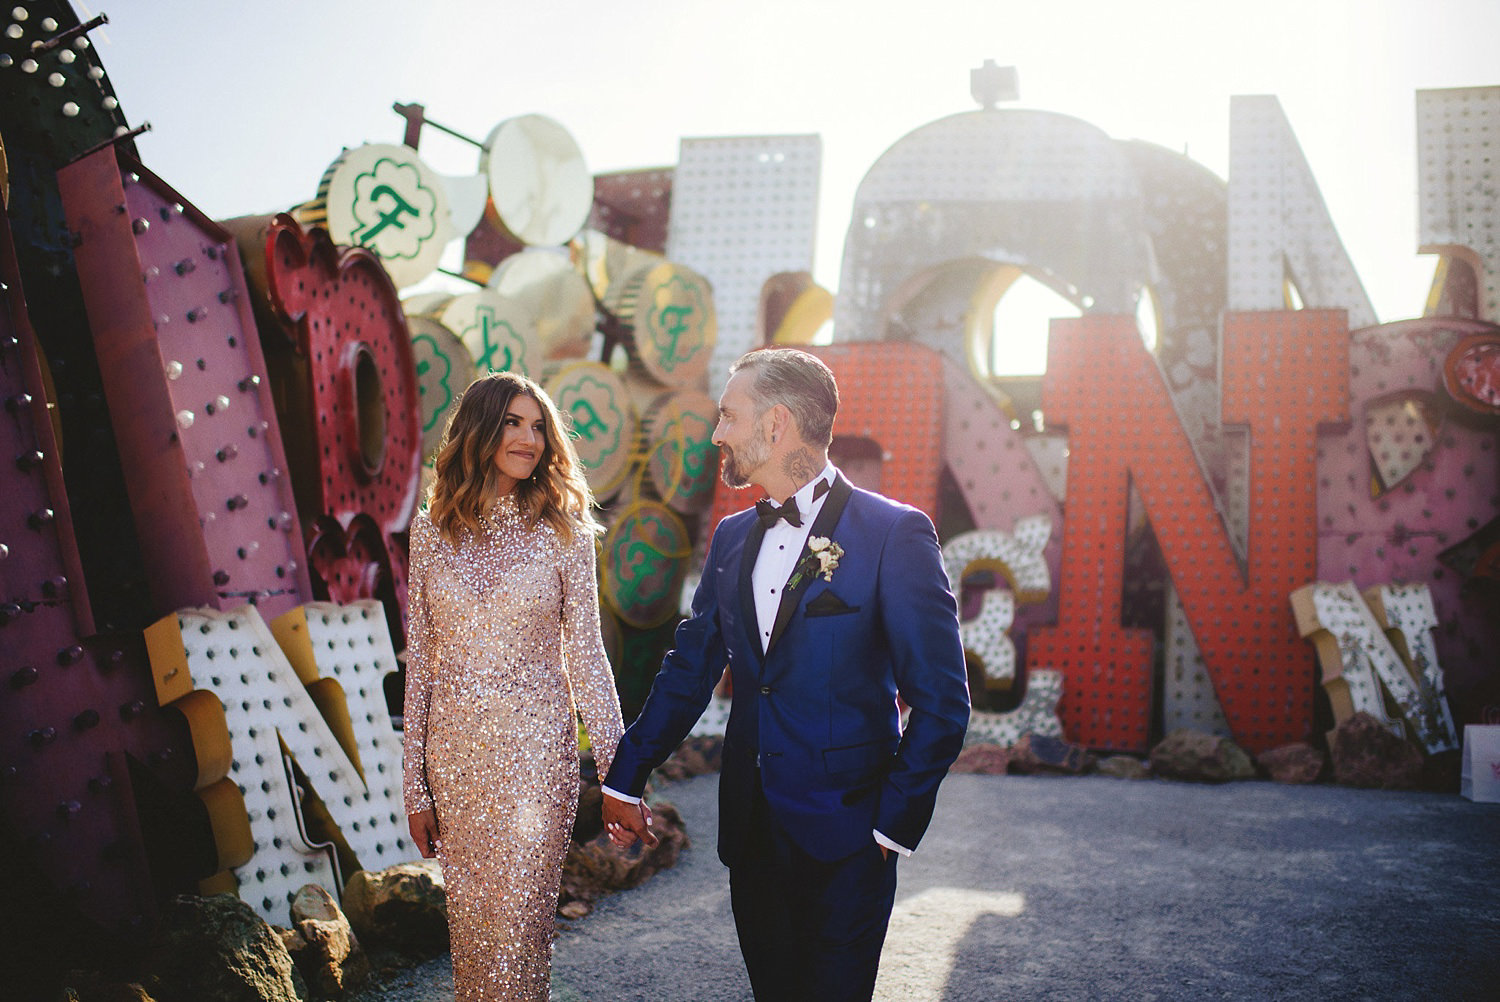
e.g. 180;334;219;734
591;168;674;253
0;207;193;940
59;149;311;620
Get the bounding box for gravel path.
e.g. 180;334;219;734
353;773;1499;1001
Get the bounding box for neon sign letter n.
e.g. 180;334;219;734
1028;312;1347;753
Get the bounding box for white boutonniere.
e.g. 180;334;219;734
787;536;844;591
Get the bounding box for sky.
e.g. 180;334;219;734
89;0;1499;335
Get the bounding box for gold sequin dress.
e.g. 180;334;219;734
402;497;624;1001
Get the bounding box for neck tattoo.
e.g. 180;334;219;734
782;447;821;486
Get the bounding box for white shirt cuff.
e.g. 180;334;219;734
602;785;640;805
874;829;913;857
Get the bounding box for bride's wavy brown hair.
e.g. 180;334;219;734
426;372;599;545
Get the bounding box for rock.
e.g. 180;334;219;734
654;736;724;783
285;884;370;999
111;985;156;1002
1330;712;1424;789
558;899;593;921
1008;733;1096;775
290;917;369;999
341;859;448;956
144;893;307;1002
1257;742;1326;784
1149;729;1256;783
290;884;342;924
58;971;158;1002
949;743;1012;774
559;799;689;913
1096;755;1151;780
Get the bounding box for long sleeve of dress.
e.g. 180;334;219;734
402;513;438;815
559;527;625;781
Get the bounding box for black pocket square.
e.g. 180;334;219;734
805;589;858;617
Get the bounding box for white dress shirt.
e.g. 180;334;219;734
749;463;836;653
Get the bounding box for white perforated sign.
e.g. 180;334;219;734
1228;95;1376;327
151;604;419;923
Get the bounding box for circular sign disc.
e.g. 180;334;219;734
615;262;716;387
481;114;593;247
429;290;541;379
601;501;691;628
407;315;478;459
641;388;719;513
579;228;666;303
545;362;637;497
489;249;597;361
316;142;452;288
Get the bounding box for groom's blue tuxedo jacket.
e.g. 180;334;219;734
605;473;971;865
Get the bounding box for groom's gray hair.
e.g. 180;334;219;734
730;348;839;448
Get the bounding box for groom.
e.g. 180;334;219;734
602;347;970;1001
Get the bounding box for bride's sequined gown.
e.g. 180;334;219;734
402;498;624;1001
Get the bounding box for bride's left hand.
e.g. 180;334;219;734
603;796;658;849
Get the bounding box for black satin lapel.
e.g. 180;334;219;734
738;516;767;660
809;473;853;540
766;474;854;652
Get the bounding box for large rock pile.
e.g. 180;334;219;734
59;887;376;1002
1095;754;1151;780
949;742;1013;774
560;754;692;920
948;722;1441;790
652;735;724;783
1008;733;1097;775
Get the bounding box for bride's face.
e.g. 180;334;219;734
492;393;546;493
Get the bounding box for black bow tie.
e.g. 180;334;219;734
755;479;830;529
756;497;802;529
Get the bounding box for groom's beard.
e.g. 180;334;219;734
720;426;771;489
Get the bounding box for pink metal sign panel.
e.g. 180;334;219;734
60;150;312;620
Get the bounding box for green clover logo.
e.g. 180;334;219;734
350;157;438;261
466;305;527;375
411;332;454;434
560;373;624;471
648;274;707;373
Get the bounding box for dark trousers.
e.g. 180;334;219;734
728;775;899;1002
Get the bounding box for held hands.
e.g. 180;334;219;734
409;809;439;859
602;795;659;850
